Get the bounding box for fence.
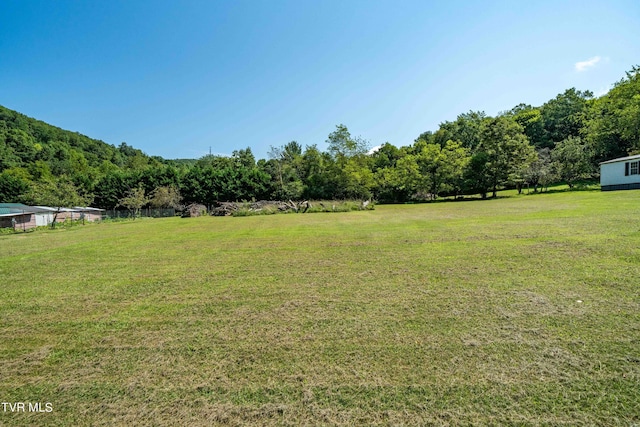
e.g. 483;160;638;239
103;208;176;219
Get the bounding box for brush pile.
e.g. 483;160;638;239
210;200;313;216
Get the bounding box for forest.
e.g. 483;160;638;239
1;66;638;209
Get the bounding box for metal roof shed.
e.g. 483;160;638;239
0;211;36;230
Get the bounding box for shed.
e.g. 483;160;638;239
0;204;51;228
32;206;72;224
73;207;105;222
0;211;36;230
0;203;33;212
0;205;105;227
31;206;104;224
600;154;640;191
28;206;59;226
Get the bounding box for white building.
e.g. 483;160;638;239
600;154;640;191
0;204;104;229
32;206;66;226
31;206;104;226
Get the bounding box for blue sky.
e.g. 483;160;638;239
1;0;638;160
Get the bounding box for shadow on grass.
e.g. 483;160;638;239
521;180;600;196
380;180;602;205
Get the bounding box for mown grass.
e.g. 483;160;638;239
1;190;639;426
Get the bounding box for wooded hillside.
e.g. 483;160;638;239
1;65;638;208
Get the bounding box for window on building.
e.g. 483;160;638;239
631;161;639;175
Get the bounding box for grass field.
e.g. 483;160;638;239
1;190;639;426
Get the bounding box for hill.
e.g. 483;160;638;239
1;65;638;208
0;104;155;173
0;105;178;206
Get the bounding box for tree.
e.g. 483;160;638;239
0;131;21;171
150;185;182;208
118;186;149;218
326;124;369;164
374;154;421;203
324;125;372;199
585;65;640;163
551;136;592;189
540;88;592;147
232;147;256;168
0;168;31;203
4;128;38;165
282;141;302;162
415;140;470;200
509;104;546;148
299;145;333;200
475;117;536;198
427;111;486;149
93;170;141;209
371;142;402;171
522;148;554;193
268;142;304;200
442;141;471;198
181;166;216;206
343;155;375;199
28;160;54;181
464;151;492;199
26;177;93;228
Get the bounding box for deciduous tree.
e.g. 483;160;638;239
150;185;182;208
475;117;535;198
586;65;640;162
118;186;149;218
551;136;592;189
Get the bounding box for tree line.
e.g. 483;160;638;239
1;66;638;209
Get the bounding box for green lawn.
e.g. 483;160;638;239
1;190;639;426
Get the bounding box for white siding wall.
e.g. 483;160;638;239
35;213;54;227
600;161;640;186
